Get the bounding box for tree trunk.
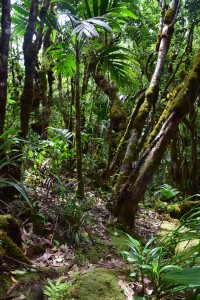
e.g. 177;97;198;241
75;40;84;199
109;90;145;176
114;0;180;195
0;0;11;136
20;0;50;138
40;26;52;140
92;71;126;169
116;47;200;227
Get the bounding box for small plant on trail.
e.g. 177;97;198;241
48;179;93;246
121;236;180;298
44;276;70;300
122;207;200;299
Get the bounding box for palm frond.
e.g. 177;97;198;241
46;43;76;77
97;45;139;87
72;17;111;39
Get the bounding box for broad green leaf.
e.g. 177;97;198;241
15;270;27;275
45;11;60;31
12;4;30;18
12;22;26;35
162;267;200;286
160;265;182;272
0;181;32;207
108;7;137;19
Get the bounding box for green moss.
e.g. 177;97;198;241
0;244;6;259
179;70;188;80
145;84;159;103
0;214;20;229
172;69;199;112
66;268;125;300
164;8;175;24
0;214;23;248
0;276;12;296
85;248;104;263
111;101;125;121
0;229;31;264
134;100;149;131
109;230;129;252
175;239;200;255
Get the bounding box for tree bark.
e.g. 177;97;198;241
75;40;84;199
0;0;11;136
20;0;50;138
116;47;200;227
92;71;126;169
114;0;180;195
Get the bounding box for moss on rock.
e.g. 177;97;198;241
0;229;31;264
0;214;23;248
66;268;125;300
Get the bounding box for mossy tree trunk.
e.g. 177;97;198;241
115;48;200;227
39;25;53;140
20;0;50;139
108;90;146;176
92;71;126;169
0;0;11;136
114;0;180;196
189;105;198;195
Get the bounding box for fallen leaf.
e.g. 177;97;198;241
55;257;63;263
11;276;18;283
10;270;16;275
43;238;52;246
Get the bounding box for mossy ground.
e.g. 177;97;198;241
66;268;125;300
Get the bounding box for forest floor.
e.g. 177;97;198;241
0;179;175;299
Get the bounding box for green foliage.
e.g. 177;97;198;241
122;207;200;298
44;276;70;300
154;184;180;200
0;133;32;207
121;235;180;298
100;45;138;87
26;127;75;175
72;17;112;39
58;194;93;246
46;43;76;77
12;1;31;35
162;267;200;286
161;206;200;262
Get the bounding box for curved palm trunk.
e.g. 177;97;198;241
114;0;180;195
0;0;11;136
116;48;200;227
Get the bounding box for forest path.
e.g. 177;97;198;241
0;197;163;299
